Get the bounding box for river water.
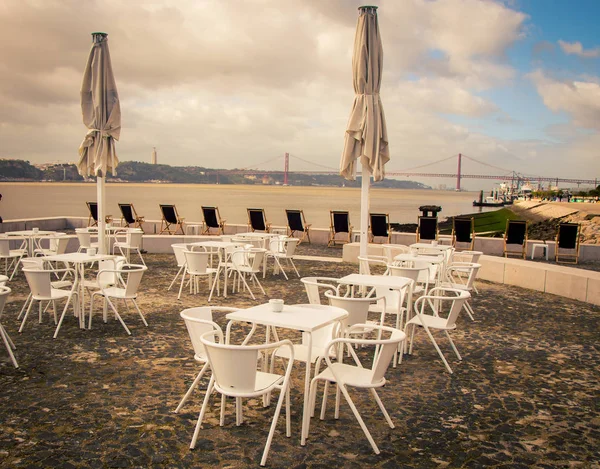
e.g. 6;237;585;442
0;183;495;228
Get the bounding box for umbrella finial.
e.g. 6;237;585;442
91;32;108;43
358;5;378;13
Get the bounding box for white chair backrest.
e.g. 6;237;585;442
268;236;287;254
126;230;143;247
0;286;10;314
0;239;12;256
0;275;8;287
202;332;259;393
300;277;339;305
370;327;405;383
171;243;189;267
452;250;482;264
283;238;298;257
23;268;52;298
180;307;224;361
448;262;481;290
325;291;375;328
50;236;69;254
183;250;210;275
21;257;45;269
248;248;266;271
121;264;146;296
97;258;122;287
76;229;92;249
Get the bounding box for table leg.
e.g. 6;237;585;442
300;332;313;445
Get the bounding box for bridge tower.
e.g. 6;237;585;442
284;152;289;186
456;153;462;191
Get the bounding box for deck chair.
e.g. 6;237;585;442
417;216;438;242
555;222;580;264
201;206;226;235
328;211;352;247
369;213;391;243
452;217;475;251
503;219;527;259
285;209;311;244
247;208;271;233
86;202;112;227
119;203;145;231
160;204;185;235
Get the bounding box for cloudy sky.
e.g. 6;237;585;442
1;0;599;190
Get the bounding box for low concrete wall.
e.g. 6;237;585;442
478;255;600;306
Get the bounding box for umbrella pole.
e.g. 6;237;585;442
360;163;370;259
97;173;106;254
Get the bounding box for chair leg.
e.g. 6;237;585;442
190;376;215;449
53;293;79;339
423;326;453;374
168;265;185;291
178;268;188;300
369;388;394;428
338;384;380;454
19;299;36;333
288;258;300;278
104;296;131;335
444;331;462;361
260;383;288;466
0;324;18;368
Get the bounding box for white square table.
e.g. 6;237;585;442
44;252;117;331
225;303;348;445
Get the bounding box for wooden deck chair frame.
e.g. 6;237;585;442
285;209;311;244
452;217;475;251
369;213;391;243
86;201;112;227
247;208;271;233
555;222;580;264
201;206;226;235
119;203;145;231
503;219;528;259
416;216;438;242
328;210;352;247
160;204;185;235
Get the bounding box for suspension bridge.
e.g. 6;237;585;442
226;153;598;191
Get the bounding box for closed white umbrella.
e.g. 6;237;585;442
340;6;389;258
78;32;121;254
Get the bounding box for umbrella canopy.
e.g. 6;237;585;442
77;32;121;253
340;6;389;257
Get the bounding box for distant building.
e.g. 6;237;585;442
151;147;157;165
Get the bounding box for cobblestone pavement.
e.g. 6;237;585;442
0;250;599;468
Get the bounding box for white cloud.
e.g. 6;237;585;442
558;40;600;58
529;70;600;130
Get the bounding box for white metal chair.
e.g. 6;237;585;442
264;237;299;280
404;287;471;374
450;250;483;293
174;306;245;413
300;277;340;305
229;247;267;299
307;324;406;454
439;262;481;321
192;329;294;467
113;229;145;266
178;250;217;300
0;286;18;368
168;243;189;291
17;257;73;321
381;244;410;264
20;267;79;338
89;264;148;335
0;238;26;280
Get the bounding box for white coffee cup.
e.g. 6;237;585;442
32;227;39;234
269;299;284;313
432;240;438;246
87;247;97;256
